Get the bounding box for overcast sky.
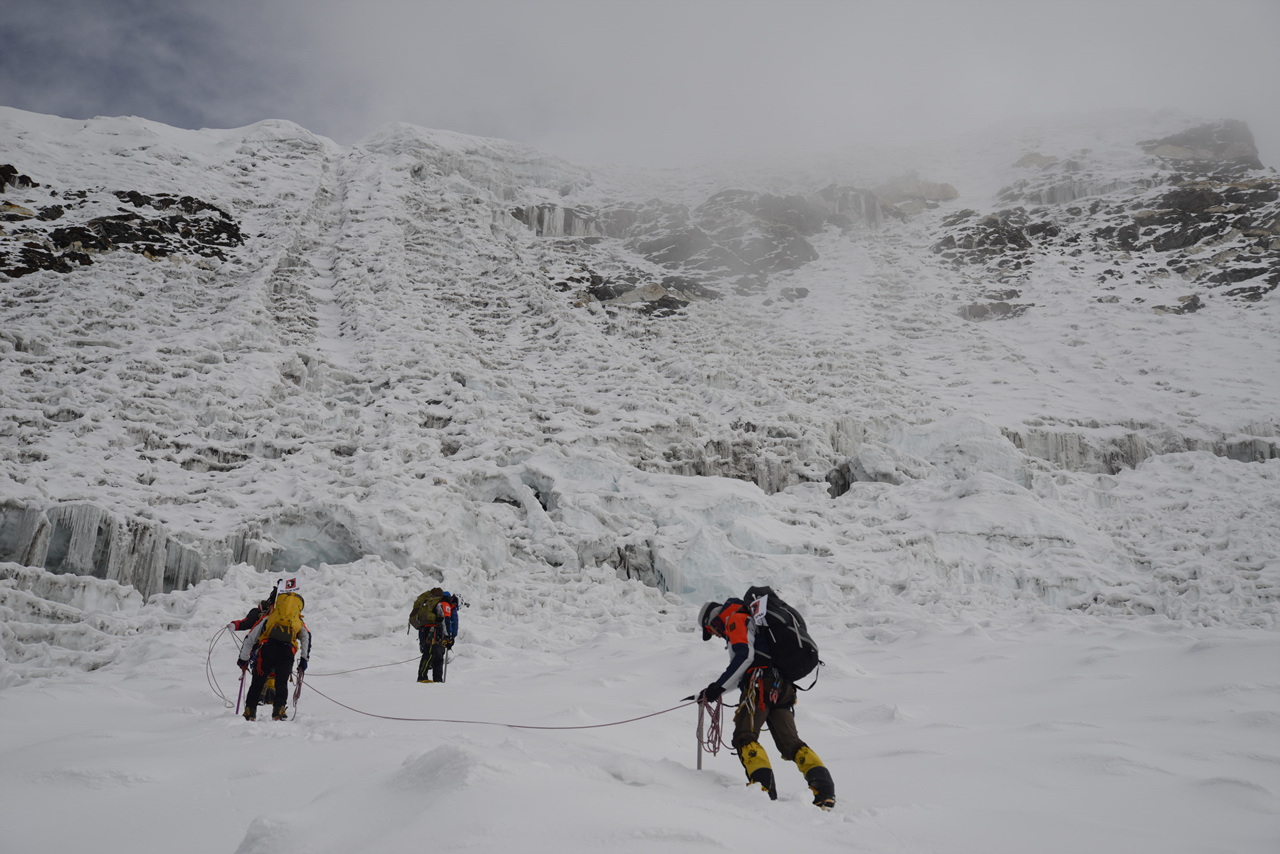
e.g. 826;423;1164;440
3;0;1278;168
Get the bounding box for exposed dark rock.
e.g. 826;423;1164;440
1139;119;1264;171
1158;185;1223;213
931;208;1039;266
660;275;719;301
0;164;37;192
1208;266;1268;285
1223;281;1276;302
1013;152;1058;169
0;169;245;279
639;294;689;317
960;300;1032;321
514;182;894;315
1153;294;1204;314
875;172;959;214
633;225;716;268
933;120;1280;311
814;184;897;227
48;225;111;252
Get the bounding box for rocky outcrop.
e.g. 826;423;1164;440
0;164;38;192
813;184;895;228
1138;119;1264;171
515;184;899;313
875;172;959;215
932;121;1279;319
0;169;244;279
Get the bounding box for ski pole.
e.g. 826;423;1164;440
235;668;246;715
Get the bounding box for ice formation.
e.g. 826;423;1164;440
0;105;1276;641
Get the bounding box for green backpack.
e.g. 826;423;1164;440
409;588;444;630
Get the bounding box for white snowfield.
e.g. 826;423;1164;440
0;106;1277;853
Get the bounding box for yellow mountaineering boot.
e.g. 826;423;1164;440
739;741;778;800
794;745;835;809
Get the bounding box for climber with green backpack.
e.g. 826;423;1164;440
238;576;311;721
409;586;459;683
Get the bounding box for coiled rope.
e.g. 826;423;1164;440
698;696;731;755
206;626;237;708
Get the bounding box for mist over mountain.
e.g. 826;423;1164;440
1;106;1278;854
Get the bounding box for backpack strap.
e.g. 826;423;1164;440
794;660;824;691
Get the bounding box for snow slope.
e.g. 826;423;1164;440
0;106;1278;852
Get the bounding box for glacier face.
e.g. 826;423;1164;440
0;107;1277;635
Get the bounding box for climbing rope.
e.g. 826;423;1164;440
698;696;731;756
209;629;699;735
306;657;418;677
206;626;237;708
302;679;697;730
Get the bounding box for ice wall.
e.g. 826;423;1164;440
1002;422;1279;474
0;500;364;600
511;203;603;238
0;501;213;599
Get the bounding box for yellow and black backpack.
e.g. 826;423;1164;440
262;591;305;650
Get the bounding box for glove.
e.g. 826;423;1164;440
297;659;307;673
697;683;724;704
444;637;455;648
237;660;248;672
227;621;237;631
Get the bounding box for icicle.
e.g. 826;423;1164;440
45;503;108;576
13;507;51;567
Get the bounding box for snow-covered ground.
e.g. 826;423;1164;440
1;106;1277;852
2;559;1277;853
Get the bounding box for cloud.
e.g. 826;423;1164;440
3;0;1278;167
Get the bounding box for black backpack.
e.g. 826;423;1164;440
743;586;821;686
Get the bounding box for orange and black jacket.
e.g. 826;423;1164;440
709;599;775;692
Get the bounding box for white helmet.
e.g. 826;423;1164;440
698;601;724;641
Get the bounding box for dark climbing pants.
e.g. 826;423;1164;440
732;669;805;760
418;626;445;682
246;641;294;717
